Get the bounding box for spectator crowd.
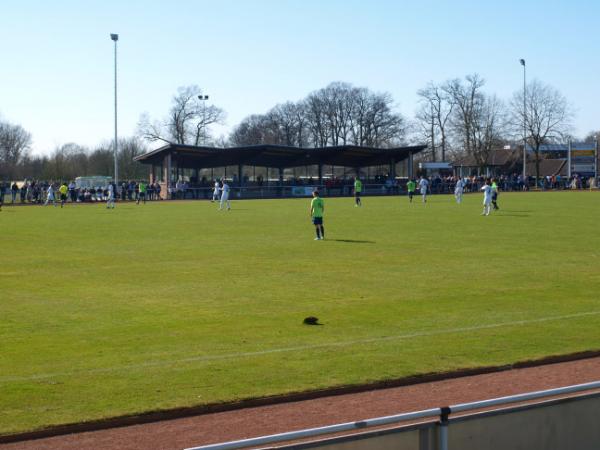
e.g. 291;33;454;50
0;173;596;206
0;180;163;204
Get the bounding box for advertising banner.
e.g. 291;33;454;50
569;142;597;178
292;186;317;196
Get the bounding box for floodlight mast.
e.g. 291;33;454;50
111;33;119;188
198;94;209;145
520;58;526;184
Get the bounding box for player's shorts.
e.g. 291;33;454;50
408;191;414;197
312;217;323;225
60;194;67;201
139;192;146;197
354;191;361;198
492;192;498;200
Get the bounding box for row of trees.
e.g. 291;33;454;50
0;127;148;182
136;82;407;149
1;77;595;182
415;75;574;181
229;82;406;148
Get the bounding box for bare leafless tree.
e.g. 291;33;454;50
444;74;486;159
229;115;271;146
87;146;114;176
348;87;370;146
583;130;600;143
469;95;508;166
138;85;225;146
43;143;89;180
118;137;149;180
0;119;32;179
365;92;406;147
511;79;572;182
305;92;330;147
416;82;455;161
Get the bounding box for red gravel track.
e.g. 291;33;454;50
2;357;600;450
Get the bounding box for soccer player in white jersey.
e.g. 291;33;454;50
219;181;231;210
480;178;492;216
44;184;56;206
454;177;466;204
418;176;429;203
106;183;115;209
212;180;221;202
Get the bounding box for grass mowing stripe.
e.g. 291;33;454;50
3;310;598;383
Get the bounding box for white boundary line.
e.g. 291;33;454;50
2;310;599;383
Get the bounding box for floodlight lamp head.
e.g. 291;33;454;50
110;33;119;41
520;59;525;66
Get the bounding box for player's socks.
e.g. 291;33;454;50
320;227;325;239
316;229;321;239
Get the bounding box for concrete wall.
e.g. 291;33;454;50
448;395;600;450
273;394;600;450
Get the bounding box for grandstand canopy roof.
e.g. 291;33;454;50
134;143;427;169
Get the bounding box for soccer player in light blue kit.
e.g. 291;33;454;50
480;178;492;216
418;176;429;203
44;184;57;207
106;183;115;209
219;181;231;210
454;178;466;204
212;180;220;202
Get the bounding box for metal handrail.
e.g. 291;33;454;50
184;380;600;450
449;380;600;413
184;408;440;450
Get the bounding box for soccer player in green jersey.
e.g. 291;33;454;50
353;177;363;207
310;190;325;240
491;178;499;210
406;179;416;203
137;182;147;205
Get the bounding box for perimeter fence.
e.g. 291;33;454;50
184;380;600;450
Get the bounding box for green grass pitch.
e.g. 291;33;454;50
1;191;600;434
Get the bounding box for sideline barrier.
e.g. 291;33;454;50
184;409;440;450
184;380;600;450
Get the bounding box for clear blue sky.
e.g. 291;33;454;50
1;0;599;155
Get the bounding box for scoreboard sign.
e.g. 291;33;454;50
568;143;597;178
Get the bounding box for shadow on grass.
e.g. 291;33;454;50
501;210;533;213
330;239;376;244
